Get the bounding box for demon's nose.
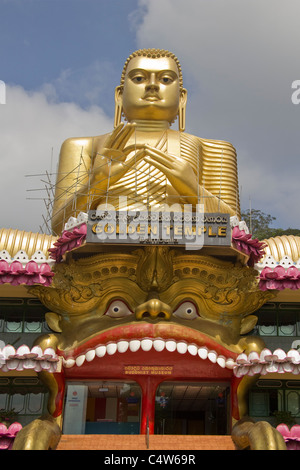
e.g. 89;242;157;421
135;298;172;321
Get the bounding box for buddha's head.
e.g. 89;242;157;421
114;49;187;130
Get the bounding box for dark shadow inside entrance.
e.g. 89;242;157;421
155;382;230;435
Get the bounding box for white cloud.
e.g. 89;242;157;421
0;85;112;233
40;59;117;111
133;0;300;228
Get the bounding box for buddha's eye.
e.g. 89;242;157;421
160;76;173;84
173;302;199;320
132;75;145;84
105;300;133;318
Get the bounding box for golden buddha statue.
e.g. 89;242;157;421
51;49;240;235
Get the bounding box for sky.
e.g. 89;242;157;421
0;0;299;234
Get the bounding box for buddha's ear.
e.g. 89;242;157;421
114;86;123;128
178;88;187;132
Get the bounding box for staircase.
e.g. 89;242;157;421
56;434;235;450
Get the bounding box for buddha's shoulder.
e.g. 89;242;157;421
60;133;110;150
175;130;236;153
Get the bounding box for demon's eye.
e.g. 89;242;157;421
173;302;199;320
105;300;133;318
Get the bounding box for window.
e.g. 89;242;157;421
0;298;51;334
249;379;300;421
0;377;48;427
255;303;300;337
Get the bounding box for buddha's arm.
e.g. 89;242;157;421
51;136;99;234
199;137;240;217
141;143;238;216
51;124;142;234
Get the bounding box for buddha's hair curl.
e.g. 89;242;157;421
120;48;183;90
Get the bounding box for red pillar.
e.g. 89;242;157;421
139;376;160;435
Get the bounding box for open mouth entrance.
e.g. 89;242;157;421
155;382;230;435
62;380;230;436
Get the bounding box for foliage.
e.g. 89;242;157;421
273;410;296;428
241;209;300;240
0;409;19;426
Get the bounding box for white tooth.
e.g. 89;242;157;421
283;362;294;373
187;345;198;356
43;348;56;360
208;350;217;363
106;343;117;355
31;346;43;359
225;358;236;369
85;350;96;362
23;359;36;369
95;346;106;357
198;347;208;360
75;355;85;367
141;339;153;351
129;340;140;352
166;341;176;352
34;362;42;372
49;363;57;373
217;355;226;368
6;359;19;370
266;363;279;374
249;364;263;376
16;345;31;358
177;342;188;354
3;345;16;359
40;360;50;370
63;358;75;368
117;341;129;353
153;340;165;352
236;353;248;364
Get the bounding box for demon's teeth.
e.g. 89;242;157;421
225;358;236;369
65;339;238;371
188;345;198;356
107;343;117;355
85;350;95;362
198;347;208;360
177;342;188;354
75;355;85;367
153;339;165;352
217;355;226;368
141;339;152;352
95;346;106;358
165;340;176;352
208;350;217;363
117;341;129;353
129;340;140;352
63;344;300;378
64;358;75;368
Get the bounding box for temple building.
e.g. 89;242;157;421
0;49;298;450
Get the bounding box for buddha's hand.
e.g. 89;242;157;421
142;145;199;203
12;414;61;450
231;418;286;450
92;123;143;187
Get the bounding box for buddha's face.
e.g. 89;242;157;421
118;56;186;123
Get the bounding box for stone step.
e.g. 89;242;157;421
56;434;235;450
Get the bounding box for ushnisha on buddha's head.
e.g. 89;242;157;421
114;49;187;131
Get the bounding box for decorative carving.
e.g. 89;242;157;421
29;247;272;321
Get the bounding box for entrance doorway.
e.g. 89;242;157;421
63;381;141;435
155;382;230;435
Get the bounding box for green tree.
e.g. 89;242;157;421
241;209;300;240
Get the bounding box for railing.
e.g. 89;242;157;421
146;416;149;449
